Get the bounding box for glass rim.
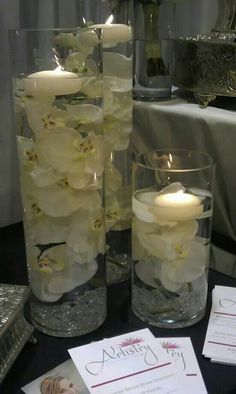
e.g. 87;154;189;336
134;149;215;173
8;26;104;34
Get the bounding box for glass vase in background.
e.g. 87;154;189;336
132;149;215;328
133;0;174;101
9;28;106;337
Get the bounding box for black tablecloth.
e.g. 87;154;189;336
1;223;236;394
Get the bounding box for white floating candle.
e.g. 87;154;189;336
154;191;203;221
92;24;132;44
24;69;82;96
79;24;132;47
132;192;158;223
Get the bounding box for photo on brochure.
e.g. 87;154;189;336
21;359;89;394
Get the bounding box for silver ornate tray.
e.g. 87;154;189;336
0;284;34;383
173;32;236;107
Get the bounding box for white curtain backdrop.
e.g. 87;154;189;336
0;0;21;228
0;0;218;227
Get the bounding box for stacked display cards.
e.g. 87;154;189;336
69;328;180;394
203;285;236;365
22;329;207;394
69;329;207;394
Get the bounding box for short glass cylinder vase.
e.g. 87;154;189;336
10;28;106;337
132;149;215;328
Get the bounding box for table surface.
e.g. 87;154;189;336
1;223;236;394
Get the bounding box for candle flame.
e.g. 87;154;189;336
55;65;62;72
167;154;173;168
105;14;114;24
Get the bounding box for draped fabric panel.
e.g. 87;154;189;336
0;0;22;227
173;0;218;38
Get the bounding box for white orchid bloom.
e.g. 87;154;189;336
65;52;97;73
29;244;97;302
132;216;161;261
106;186;132;231
104;77;132;122
21;171;102;218
160;241;209;292
104;118;132;151
37;183;102;217
65;103;103;127
20;175;68;243
36;128;105;189
80;76;103;98
32;244;66;274
135;215;209;292
67;208;105;264
25;213;69;245
17;136;63;189
138;220;198;261
25;99;67;136
17;136;38;169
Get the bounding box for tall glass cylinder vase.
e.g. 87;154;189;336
132;150;215;328
10;28;106;337
77;0;134;284
91;1;134;284
103;27;133;284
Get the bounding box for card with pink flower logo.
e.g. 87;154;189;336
69;328;180;394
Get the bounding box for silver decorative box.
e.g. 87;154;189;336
0;284;34;383
173;0;236;107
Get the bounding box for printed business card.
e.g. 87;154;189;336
203;285;236;364
69;329;179;394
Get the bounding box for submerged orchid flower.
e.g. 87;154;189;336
138;220;198;261
36;128;105;189
80;76;103;98
65;103;103;129
104;117;132;151
104;77;132;122
106;186;132;231
29;244;98;302
160;241;209;292
25;99;67;136
67;208;105;264
134;213;209;291
21;171;102;219
65;51;97;73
